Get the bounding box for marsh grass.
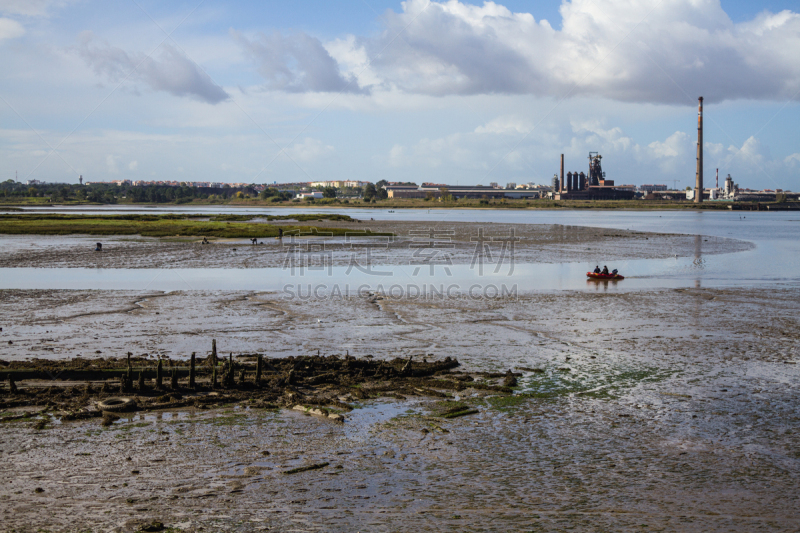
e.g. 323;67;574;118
0;214;391;238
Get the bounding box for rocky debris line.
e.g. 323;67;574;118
0;344;516;423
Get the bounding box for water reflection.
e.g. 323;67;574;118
586;279;619;292
694;234;703;288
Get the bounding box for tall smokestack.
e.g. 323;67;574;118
695;97;703;204
560;154;565;193
715;168;718;189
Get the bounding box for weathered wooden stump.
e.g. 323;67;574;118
223;354;235;388
255;355;263;386
209;339;218;366
189;353;196;389
156;359;163;390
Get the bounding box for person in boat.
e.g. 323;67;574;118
593;265;601;274
601;265;609;275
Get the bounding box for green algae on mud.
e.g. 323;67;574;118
0;213;391;238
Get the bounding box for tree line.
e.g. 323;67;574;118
1;179;415;204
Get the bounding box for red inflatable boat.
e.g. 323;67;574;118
586;272;624;280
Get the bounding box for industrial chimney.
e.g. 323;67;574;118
560;154;565;193
695;97;703;204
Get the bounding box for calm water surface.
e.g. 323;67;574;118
2;207;798;292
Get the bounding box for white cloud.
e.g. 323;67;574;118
285;138;334;162
475;116;531;135
0;17;24;39
128;160;138;171
105;154;118;174
784;153;800;167
388;144;406;168
325;35;382;89
75;32;230;104
233;0;800;104
648;132;690;159
233;30;365;94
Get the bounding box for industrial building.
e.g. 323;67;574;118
385;184;540;200
552;152;636;200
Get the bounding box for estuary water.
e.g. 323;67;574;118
1;207;797;292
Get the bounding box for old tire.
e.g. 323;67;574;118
96;397;136;412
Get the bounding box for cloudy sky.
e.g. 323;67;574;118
1;0;799;189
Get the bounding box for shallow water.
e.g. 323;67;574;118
4;208;798;292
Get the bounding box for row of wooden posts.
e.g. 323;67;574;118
119;339;267;393
0;339;273;393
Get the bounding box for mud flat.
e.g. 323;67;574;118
0;219;752;269
1;285;799;532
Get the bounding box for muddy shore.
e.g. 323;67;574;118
1;284;799;532
0;218;795;532
0;220;752;269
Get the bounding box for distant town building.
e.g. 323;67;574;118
309;180;367;188
640;184;667;192
384;184;540;199
296;191;324;199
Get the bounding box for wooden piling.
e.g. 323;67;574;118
189;352;196;389
137;371;145;391
156;359;163;390
228;354;234;384
170;369;178;389
223;353;235;388
210;339;217;366
211;366;217;389
255;355;263;386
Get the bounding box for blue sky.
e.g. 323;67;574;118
1;0;799;190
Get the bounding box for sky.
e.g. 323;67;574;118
1;0;799;190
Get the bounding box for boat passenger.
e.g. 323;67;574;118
593;266;601;274
601;265;609;275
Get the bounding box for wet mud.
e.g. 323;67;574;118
1;285;799;531
0;351;512;417
0;220;752;269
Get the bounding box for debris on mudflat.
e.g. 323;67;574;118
283;462;330;475
0;344;515;422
